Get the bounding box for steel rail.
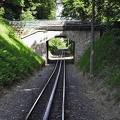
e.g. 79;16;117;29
42;60;62;120
42;51;64;120
62;52;66;120
25;60;59;120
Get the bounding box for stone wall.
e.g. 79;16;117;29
21;30;100;63
64;30;100;61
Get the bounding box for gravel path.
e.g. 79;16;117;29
0;64;54;120
0;64;119;120
65;64;101;120
66;64;120;120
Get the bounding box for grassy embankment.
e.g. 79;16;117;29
0;20;44;86
77;27;120;101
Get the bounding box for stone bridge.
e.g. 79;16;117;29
9;20;104;63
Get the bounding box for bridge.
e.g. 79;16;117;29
9;20;105;63
9;20;103;31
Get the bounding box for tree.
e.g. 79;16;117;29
102;0;120;22
36;0;56;19
3;0;56;20
0;7;4;19
20;0;40;20
4;0;23;20
62;0;91;21
61;0;120;22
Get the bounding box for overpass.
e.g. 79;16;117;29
9;20;105;63
9;20;103;31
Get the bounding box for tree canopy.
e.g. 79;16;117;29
0;0;119;22
61;0;120;22
1;0;56;20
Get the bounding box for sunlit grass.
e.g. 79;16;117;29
0;20;44;86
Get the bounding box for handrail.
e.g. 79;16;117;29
9;20;105;31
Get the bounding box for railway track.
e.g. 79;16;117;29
25;51;66;120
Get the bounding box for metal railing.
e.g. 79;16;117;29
9;20;82;28
8;20;105;31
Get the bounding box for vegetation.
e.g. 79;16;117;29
76;27;120;99
1;0;56;20
68;42;74;55
0;0;119;100
62;0;120;22
0;20;44;86
1;0;120;22
0;0;56;86
48;38;66;54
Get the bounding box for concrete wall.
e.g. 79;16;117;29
21;30;100;63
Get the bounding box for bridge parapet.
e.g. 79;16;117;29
9;20;103;27
9;20;105;32
9;20;68;28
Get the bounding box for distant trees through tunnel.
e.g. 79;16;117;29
46;37;75;64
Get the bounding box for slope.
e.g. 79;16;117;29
0;20;44;86
77;27;120;101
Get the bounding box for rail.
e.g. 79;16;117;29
25;50;66;120
25;60;59;120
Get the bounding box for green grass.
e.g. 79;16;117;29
0;20;44;86
76;28;120;88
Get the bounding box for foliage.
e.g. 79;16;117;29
62;0;91;21
76;47;90;72
0;7;4;18
22;0;40;20
48;38;66;54
4;0;24;6
61;0;120;22
3;0;56;20
1;0;120;21
20;10;35;20
4;8;16;20
68;42;74;55
36;0;56;19
0;21;44;86
76;28;120;88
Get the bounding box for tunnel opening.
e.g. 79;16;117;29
46;37;75;64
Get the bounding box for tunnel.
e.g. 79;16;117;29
46;36;75;64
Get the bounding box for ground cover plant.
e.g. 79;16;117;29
76;27;120;101
0;20;44;86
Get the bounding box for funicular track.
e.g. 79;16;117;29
25;50;66;120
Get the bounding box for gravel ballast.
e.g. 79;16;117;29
0;64;54;120
0;64;119;120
